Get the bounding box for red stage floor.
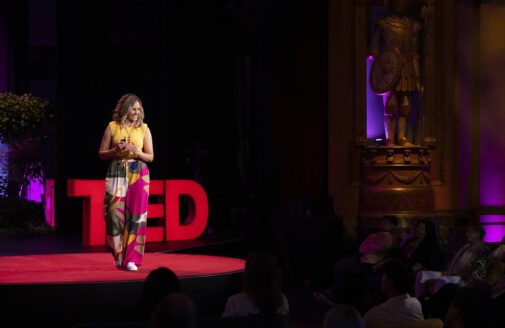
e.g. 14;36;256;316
0;234;250;325
0;252;245;284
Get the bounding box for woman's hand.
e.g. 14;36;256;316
126;143;138;154
116;141;126;153
125;143;143;160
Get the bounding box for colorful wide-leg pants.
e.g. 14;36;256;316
104;159;150;267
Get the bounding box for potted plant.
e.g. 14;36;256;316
0;92;52;238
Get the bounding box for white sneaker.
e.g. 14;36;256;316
126;262;138;271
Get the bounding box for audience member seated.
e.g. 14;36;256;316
196;314;289;328
323;303;363;328
368;319;443;328
222;249;289;317
398;217;420;248
493;280;505;328
447;216;470;257
491;235;505;262
314;215;402;306
487;258;505;297
150;292;196;328
395;219;445;274
420;282;459;320
443;287;496;328
415;222;492;300
126;267;181;321
362;260;424;328
488;235;505;304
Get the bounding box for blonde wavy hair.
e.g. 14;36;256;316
112;93;145;128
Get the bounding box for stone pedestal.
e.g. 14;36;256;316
359;146;435;231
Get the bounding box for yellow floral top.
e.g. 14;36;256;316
109;121;147;159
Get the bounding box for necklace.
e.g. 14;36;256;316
121;124;136;143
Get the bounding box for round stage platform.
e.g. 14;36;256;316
0;252;245;284
0;252;246;327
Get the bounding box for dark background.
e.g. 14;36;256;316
1;0;330;237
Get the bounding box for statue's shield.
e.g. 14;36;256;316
369;48;402;94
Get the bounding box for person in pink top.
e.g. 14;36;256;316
359;216;399;266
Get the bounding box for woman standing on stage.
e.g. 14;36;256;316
98;93;154;271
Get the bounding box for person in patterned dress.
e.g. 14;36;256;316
98;93;154;271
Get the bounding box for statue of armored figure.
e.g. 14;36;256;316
369;0;423;147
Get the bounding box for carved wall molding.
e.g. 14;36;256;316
355;0;368;145
421;1;436;140
422;0;446;183
360;146;435;213
364;170;431;186
435;0;447;184
360;146;435;212
360;187;435;212
362;146;432;165
361;146;432;185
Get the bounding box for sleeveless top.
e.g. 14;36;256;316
109;121;148;159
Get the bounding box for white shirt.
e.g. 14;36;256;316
222;292;289;317
363;294;424;328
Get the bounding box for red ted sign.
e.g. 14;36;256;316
67;179;209;246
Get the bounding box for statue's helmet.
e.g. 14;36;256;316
385;0;411;15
